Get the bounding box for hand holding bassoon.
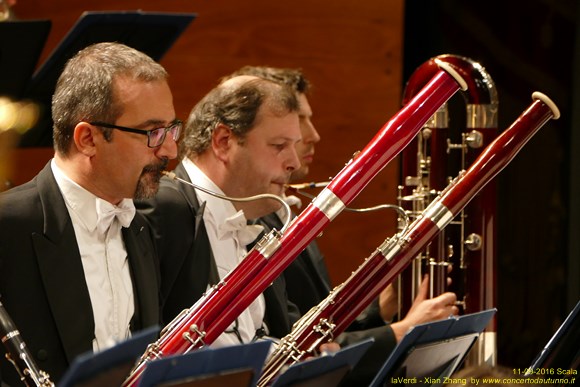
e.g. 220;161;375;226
378;283;399;322
390;275;458;342
258;91;560;386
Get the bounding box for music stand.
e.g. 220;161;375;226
59;325;160;387
19;10;196;146
270;338;375;387
527;300;580;374
0;20;51;98
138;340;272;387
369;309;497;387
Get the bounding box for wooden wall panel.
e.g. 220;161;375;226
9;0;404;284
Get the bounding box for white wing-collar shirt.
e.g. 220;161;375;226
51;159;135;352
182;157;266;347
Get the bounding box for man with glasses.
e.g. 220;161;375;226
0;42;178;385
89;120;182;149
137;75;305;347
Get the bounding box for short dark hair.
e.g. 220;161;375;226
52;42;168;156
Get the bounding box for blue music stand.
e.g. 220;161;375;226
270;338;375;387
59;325;160;387
370;309;497;387
138;340;272;387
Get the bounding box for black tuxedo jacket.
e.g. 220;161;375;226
137;162;296;338
0;162;161;385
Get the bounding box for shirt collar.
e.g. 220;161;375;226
181;157;242;224
51;159;135;232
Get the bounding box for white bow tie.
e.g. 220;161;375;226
95;198;136;234
218;210;264;246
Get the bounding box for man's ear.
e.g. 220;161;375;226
212;123;234;162
73;122;99;157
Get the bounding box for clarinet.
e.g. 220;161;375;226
258;91;560;386
123;60;468;386
0;299;54;387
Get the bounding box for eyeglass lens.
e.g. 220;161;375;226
149;123;181;147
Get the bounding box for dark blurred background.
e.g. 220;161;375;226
404;0;579;367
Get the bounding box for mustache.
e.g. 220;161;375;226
142;157;169;175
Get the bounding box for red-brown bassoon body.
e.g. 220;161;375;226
123;62;468;386
258;92;559;386
399;54;499;364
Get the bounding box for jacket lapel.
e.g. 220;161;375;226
32;163;94;364
173;163;219;285
123;218;160;331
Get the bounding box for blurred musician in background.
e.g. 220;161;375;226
229;66;460;385
137;75;305;346
0;42;178;384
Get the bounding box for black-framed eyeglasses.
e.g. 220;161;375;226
90;120;182;148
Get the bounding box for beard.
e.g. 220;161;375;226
134;158;169;199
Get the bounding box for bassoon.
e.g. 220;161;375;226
123;61;468;386
258;92;560;386
398;54;499;365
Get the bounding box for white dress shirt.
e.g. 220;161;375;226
182;157;266;347
51;159;135;352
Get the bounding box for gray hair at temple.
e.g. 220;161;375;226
179;76;299;159
223;66;311;95
52;42;168;157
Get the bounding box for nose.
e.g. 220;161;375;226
302;119;321;144
286;145;301;172
155;135;178;160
